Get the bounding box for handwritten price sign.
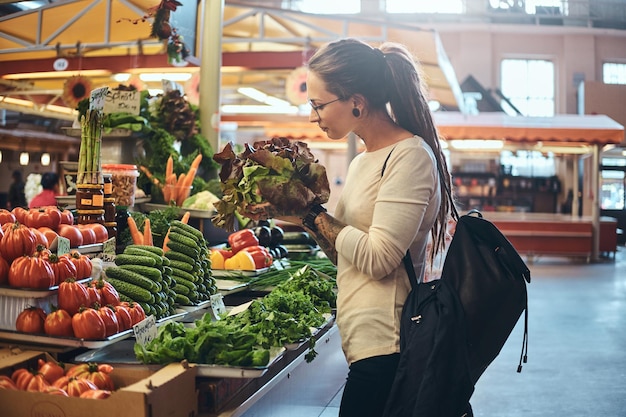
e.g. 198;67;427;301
104;89;141;115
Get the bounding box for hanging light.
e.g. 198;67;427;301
0;150;2;164
41;152;51;166
19;152;29;166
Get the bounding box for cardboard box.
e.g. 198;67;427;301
0;348;198;417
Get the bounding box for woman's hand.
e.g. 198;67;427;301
243;202;304;226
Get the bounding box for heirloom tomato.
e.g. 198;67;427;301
44;308;74;338
72;307;106;340
25;207;61;230
68;250;92;279
47;253;78;286
92;277;120;306
11;207;28;224
41;386;69;396
113;304;133;331
86;223;108;244
77;225;97;246
0;255;8;285
120;301;146;325
52;375;97;397
95;304;119;337
86;284;102;308
60;209;74;225
12;369;49;392
80;389;111;399
67;362;114;391
58;278;91;315
30;228;49;249
37;358;65;384
0;375;17;390
57;224;83;248
0;209;16;225
38;227;59;247
15;306;46;333
8;254;55;289
0;222;36;263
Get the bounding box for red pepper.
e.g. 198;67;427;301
228;229;259;253
242;245;273;268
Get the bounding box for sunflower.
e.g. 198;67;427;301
62;76;93;109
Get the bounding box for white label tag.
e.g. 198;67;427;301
101;238;116;262
104;89;141;115
133;315;157;346
89;86;109;111
210;293;226;318
56;236;70;256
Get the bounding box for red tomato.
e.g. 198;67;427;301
58;278;91;315
80;389;111;399
57;224;83;248
38;227;59;247
47;253;78;286
37;358;66;384
24;207;62;230
86;284;102;308
96;305;119;337
77;225;97;246
12;369;49;392
0;209;16;225
30;228;49;249
92;278;120;306
68;250;93;279
15;306;46;333
60;209;74;225
41;386;69;396
44;308;74;338
66;363;114;391
8;255;55;289
0;256;9;285
52;375;97;397
85;223;108;244
0;222;36;263
113;304;133;331
120;301;146;325
0;375;17;390
11;207;28;224
72;307;106;339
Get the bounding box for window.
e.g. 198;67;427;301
289;0;360;14
600;170;625;210
603;62;626;84
386;0;464;13
500;58;555;116
489;0;566;15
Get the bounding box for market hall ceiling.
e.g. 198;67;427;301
0;0;466;120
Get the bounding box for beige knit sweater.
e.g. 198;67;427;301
334;136;441;365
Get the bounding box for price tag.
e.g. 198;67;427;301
210;294;226;318
56;236;70;256
133;315;157;346
104;89;141;115
89;86;109;111
101;238;116;262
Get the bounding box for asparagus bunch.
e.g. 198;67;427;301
78;109;104;185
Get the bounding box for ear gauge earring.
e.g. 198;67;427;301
352;108;361;117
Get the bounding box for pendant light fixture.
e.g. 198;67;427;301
19;151;29;166
41;152;51;166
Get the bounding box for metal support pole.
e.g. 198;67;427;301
591;144;600;261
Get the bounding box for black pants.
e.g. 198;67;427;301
339;353;400;417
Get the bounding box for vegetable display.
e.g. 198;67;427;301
212;137;330;230
77;109;104;185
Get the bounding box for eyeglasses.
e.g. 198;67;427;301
309;97;342;118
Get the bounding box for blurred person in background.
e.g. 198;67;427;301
8;169;27;210
29;172;60;208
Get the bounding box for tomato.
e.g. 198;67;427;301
11;207;28;224
37;358;66;384
15;306;47;333
41;386;69;396
86;284;102;308
66;363;114;391
8;254;55;289
95;305;119;337
57;224;83;248
0;222;36;263
80;389;111;399
47;253;78;286
30;227;49;249
60;209;74;225
52;375;98;397
68;250;93;279
0;209;16;225
92;278;120;306
113;304;133;331
77;225;97;245
0;375;17;390
120;301;146;325
38;227;59;247
58;278;91;315
12;369;49;392
24;207;62;230
44;308;74;338
72;307;106;339
0;256;9;285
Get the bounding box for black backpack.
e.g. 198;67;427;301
381;151;531;417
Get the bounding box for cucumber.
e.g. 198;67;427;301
124;247;163;266
172;283;190;296
174;293;192;306
166;240;199;258
119;264;162;282
174;275;197;292
168;231;198;248
127;245;164;257
114;254;156;268
106;267;159;292
171;267;198;283
165;250;196;266
105;276;154;303
167;259;194;273
171;220;204;241
168;225;199;243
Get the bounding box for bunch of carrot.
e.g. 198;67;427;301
162;154;203;207
127;216;153;246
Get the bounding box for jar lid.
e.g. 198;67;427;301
104;221;117;227
76;183;104;189
104;197;116;202
76;209;106;215
102;163;138;171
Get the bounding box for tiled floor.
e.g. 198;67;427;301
240;247;626;417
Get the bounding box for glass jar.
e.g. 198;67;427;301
76;209;105;225
102;164;140;208
115;207;130;254
75;184;104;210
104;197;116;223
104;221;117;241
103;173;113;198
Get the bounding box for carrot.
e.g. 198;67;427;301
190;154;203;170
127;216;143;245
176;173;186;188
143;218;153;246
139;166;160;186
162;226;172;252
166;155;174;180
181;211;191;224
